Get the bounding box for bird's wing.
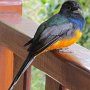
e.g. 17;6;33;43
24;14;69;47
29;22;75;55
24;21;47;47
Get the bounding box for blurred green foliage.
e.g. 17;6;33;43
23;0;90;90
31;66;45;90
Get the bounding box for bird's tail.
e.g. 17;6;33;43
8;53;35;90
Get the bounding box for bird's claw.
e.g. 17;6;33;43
58;48;72;53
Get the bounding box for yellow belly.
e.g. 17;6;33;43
47;30;82;50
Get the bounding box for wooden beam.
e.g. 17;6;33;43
33;51;90;90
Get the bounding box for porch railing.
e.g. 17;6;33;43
0;15;90;90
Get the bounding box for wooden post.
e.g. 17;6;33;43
14;55;24;90
0;46;13;90
13;55;32;90
23;66;32;90
0;0;22;90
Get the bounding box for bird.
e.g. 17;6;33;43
9;0;85;90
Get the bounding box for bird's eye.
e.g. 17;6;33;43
64;3;71;10
67;6;71;10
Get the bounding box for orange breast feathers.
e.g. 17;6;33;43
47;30;82;50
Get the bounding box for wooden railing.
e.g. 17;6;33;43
0;15;90;90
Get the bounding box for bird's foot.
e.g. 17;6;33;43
58;48;72;53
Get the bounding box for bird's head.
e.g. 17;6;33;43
60;0;82;16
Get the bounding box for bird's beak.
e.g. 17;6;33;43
73;8;82;14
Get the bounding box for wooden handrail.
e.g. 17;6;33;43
0;15;90;90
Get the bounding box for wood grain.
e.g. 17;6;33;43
14;55;24;90
45;75;68;90
33;52;90;90
0;46;13;90
45;75;60;90
23;66;31;90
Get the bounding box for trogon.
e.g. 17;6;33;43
9;1;85;89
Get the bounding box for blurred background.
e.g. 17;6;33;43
22;0;90;90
